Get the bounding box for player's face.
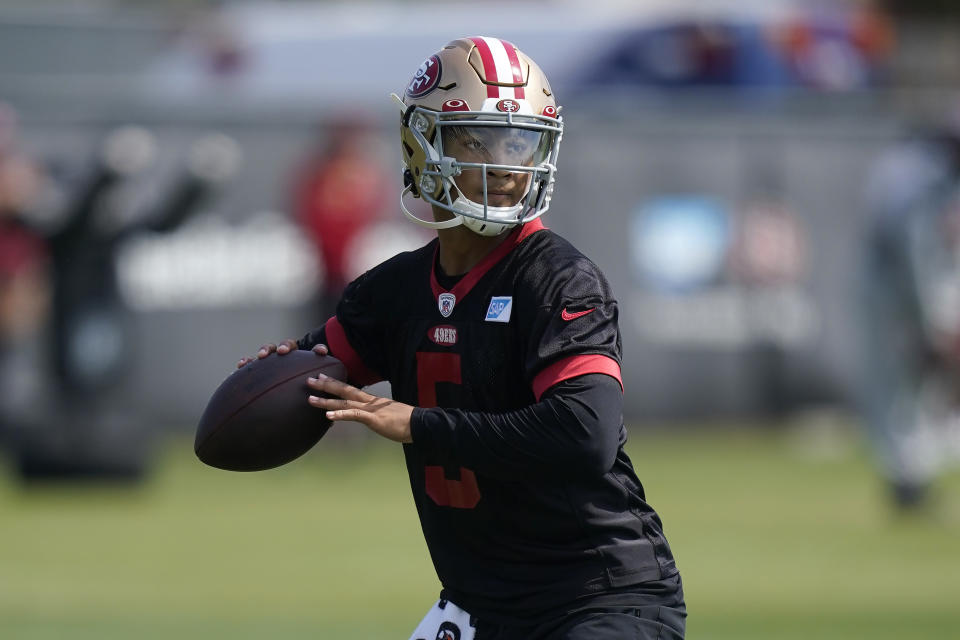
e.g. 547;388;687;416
442;126;546;207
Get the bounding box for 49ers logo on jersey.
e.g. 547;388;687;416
496;99;521;113
406;55;442;98
428;325;458;346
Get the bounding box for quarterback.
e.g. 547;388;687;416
242;37;685;639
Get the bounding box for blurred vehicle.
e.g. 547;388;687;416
570;3;893;92
139;0;885;111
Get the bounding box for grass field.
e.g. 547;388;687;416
1;420;958;639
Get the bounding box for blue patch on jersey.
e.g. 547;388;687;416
485;296;513;323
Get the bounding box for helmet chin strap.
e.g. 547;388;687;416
450;194;524;222
400;185;516;236
400;184;464;230
452;195;520;237
447;167;537;236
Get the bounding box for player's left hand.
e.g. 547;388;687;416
307;374;414;443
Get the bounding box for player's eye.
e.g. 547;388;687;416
461;138;491;159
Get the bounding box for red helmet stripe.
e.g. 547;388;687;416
469;36;500;98
499;39;526;99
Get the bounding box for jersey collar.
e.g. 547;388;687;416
430;218;545;302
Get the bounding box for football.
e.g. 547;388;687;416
195;350;347;471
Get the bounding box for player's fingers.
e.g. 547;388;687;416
311;343;329;356
323;407;366;424
307;375;370;401
237;356;253;369
257;343;277;359
308;395;353;411
276;339;298;354
308;395;332;410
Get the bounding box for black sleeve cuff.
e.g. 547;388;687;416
297;325;327;351
410;406;454;456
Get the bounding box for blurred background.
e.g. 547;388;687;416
1;0;959;638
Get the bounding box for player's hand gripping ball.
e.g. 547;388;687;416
195;351;347;471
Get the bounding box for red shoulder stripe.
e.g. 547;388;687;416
532;354;622;401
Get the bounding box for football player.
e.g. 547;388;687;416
241;37;685;639
859;112;960;511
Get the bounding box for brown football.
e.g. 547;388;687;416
195;351;347;471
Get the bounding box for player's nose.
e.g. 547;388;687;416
486;167;518;188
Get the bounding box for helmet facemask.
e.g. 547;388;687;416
401;105;563;237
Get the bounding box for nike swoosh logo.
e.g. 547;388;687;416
561;307;596;321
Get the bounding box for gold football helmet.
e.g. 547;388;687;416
395;36;563;236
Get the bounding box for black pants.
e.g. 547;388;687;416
474;574;686;640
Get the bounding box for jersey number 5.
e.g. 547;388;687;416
416;351;481;509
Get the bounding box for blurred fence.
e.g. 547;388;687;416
561;96;905;420
5;95;907;429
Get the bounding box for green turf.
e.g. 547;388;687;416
1;421;958;639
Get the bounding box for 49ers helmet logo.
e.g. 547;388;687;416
406;55;442;98
496;99;520;113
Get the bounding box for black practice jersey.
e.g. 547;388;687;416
298;219;678;625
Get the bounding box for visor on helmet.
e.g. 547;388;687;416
440;125;550;169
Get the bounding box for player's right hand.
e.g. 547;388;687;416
237;340;328;368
